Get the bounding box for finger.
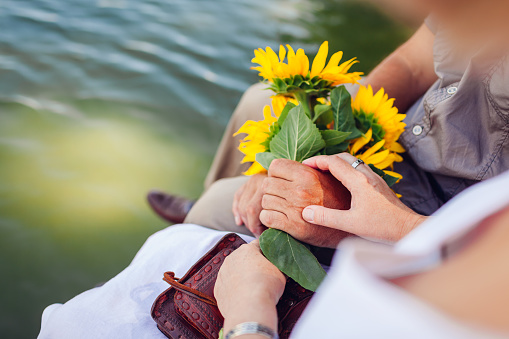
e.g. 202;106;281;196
250;239;260;247
247;239;263;252
335;153;378;181
251;224;267;238
302;205;356;232
246;205;263;237
267;159;306;181
319;154;364;192
232;184;246;225
238;186;255;226
261;194;290;212
261;177;294;198
259;210;289;232
302;155;331;170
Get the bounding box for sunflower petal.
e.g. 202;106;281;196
278;45;286;62
363;149;390;165
384;170;403;179
310;41;328;78
359;139;386;160
322;51;344;74
351;129;373;155
243;162;267;176
389;142;406;153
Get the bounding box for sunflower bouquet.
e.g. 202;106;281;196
235;42;406;291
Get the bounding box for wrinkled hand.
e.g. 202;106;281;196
259;159;351;248
233;173;267;236
301;153;427;242
214;240;285;333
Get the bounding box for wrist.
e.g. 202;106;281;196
399;212;427;240
225;323;278;339
223;292;278;336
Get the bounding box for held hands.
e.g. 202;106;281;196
259;159;351;248
301;153;427;242
233;154;425;244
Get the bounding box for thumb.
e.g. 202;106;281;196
302;205;351;230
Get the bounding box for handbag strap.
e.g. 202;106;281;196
163;271;218;306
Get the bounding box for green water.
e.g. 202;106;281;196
0;0;411;337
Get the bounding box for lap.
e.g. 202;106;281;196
38;225;255;339
185;176;253;236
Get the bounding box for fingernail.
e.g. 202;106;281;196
302;207;315;222
234;215;241;225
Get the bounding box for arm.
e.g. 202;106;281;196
215;241;285;339
365;24;437;113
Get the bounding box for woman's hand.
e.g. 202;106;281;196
301;153;427;242
232;174;268;237
214;240;286;335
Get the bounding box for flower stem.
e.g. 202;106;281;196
294;91;313;120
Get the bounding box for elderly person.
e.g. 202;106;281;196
215;164;509;339
38;166;509;338
40;0;509;337
149;0;509;247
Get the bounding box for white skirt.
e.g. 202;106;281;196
38;225;254;339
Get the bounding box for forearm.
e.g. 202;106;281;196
223;289;278;339
364;55;422;113
364;24;437;113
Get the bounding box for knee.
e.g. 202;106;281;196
232;83;273;121
186;177;248;222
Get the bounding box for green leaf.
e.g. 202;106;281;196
259;229;327;291
315;110;333;128
269;105;326;162
368;164;400;187
312;104;332;123
277;101;297;127
320;130;351;147
256;152;280;170
323;142;350;155
330;86;362;140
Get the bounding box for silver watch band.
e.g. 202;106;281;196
225;322;279;339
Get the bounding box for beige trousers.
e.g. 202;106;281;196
184;83;272;235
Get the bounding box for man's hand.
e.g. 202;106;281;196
259;159;351;248
232;173;267;237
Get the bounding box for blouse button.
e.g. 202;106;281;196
447;86;458;95
412;125;423;136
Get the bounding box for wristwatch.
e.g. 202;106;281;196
225;322;279;339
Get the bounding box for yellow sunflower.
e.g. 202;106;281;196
270;95;298;115
352;85;406;153
350;129;403;181
251;41;363;91
234;96;296;175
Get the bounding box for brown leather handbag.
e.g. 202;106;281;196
151;233;313;339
